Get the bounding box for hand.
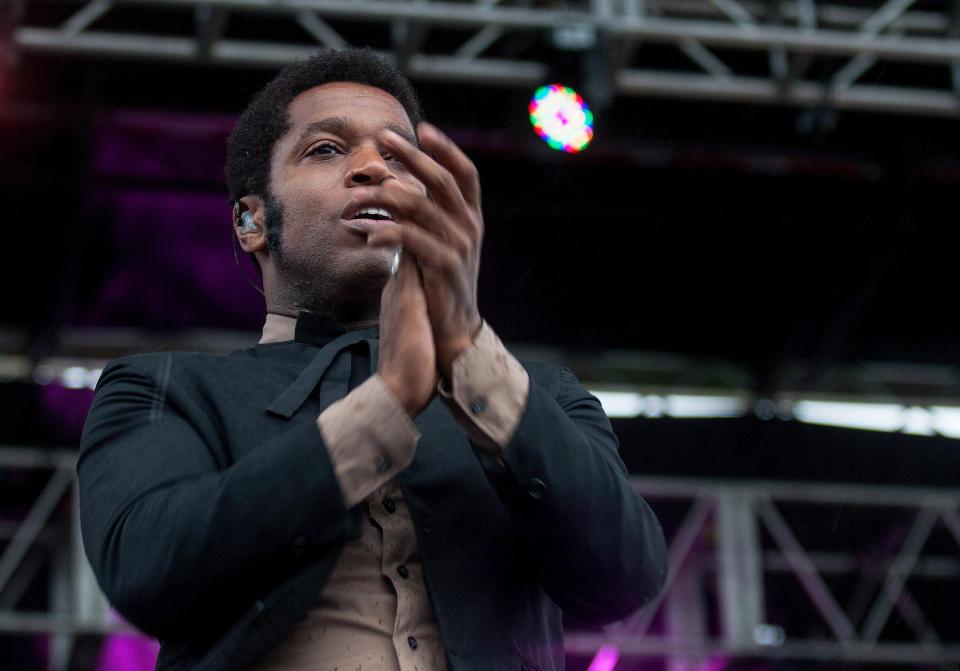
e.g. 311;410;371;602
364;122;483;380
377;252;438;417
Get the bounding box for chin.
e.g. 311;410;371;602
366;245;398;267
337;257;392;306
355;248;396;280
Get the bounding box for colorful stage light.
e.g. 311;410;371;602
528;84;594;153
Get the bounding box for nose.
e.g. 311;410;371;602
345;144;392;186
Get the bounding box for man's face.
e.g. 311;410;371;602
266;81;421;318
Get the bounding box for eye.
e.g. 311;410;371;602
307;141;340;157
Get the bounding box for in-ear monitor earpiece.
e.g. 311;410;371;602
239;211;258;233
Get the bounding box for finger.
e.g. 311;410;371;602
353;181;437;235
397;250;418;285
416;122;481;210
357;183;471;253
380;252;414;315
379;128;468;215
368;223;460;273
396;254;430;316
380;265;399;311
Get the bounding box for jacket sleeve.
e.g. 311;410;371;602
481;364;668;625
77;355;354;639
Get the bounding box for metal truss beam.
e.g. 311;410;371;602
0;449;114;671
588;476;960;664
616;70;960;116
9;0;960;117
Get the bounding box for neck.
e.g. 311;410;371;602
260;259;385;327
265;311;378;334
265;293;381;328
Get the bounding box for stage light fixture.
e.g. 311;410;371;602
591;391;749;419
528;84;594;153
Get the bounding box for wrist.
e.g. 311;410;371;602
437;318;483;381
378;371;423;417
437;336;470;381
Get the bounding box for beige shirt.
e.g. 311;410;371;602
253;314;530;671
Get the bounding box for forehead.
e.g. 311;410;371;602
283;82;413;137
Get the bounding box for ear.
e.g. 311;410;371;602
234;195;267;255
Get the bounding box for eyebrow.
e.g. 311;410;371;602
296;117;418;148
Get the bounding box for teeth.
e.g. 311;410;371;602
355;207;392;219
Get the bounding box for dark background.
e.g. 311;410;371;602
7;56;960;361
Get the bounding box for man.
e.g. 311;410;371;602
78;48;667;671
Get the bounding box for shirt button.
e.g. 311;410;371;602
470;398;486;415
526;477;547;499
407;636;418;650
376;456;392;473
383;497;396;513
397;565;409;579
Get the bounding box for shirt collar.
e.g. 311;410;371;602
259;313;297;344
259;311;372;347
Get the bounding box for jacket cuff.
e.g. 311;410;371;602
317;374;420;507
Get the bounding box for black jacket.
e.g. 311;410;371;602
78;324;667;671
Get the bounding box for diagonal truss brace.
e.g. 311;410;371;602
0;468;74;596
756;497;859;643
860;508;939;643
611;497;715;636
830;0;919;91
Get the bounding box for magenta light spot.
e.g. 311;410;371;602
586;644;620;671
94;633;159;671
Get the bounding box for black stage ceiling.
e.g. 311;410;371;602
7;55;960;368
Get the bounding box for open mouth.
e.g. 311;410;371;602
351;207;393;221
342;206;397;236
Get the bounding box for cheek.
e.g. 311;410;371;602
277;197;342;264
280;182;342;226
281;231;338;272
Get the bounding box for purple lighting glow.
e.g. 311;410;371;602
586;644;619;671
94;633;159;671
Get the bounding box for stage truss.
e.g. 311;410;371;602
2;448;960;669
571;476;960;668
5;0;960;117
